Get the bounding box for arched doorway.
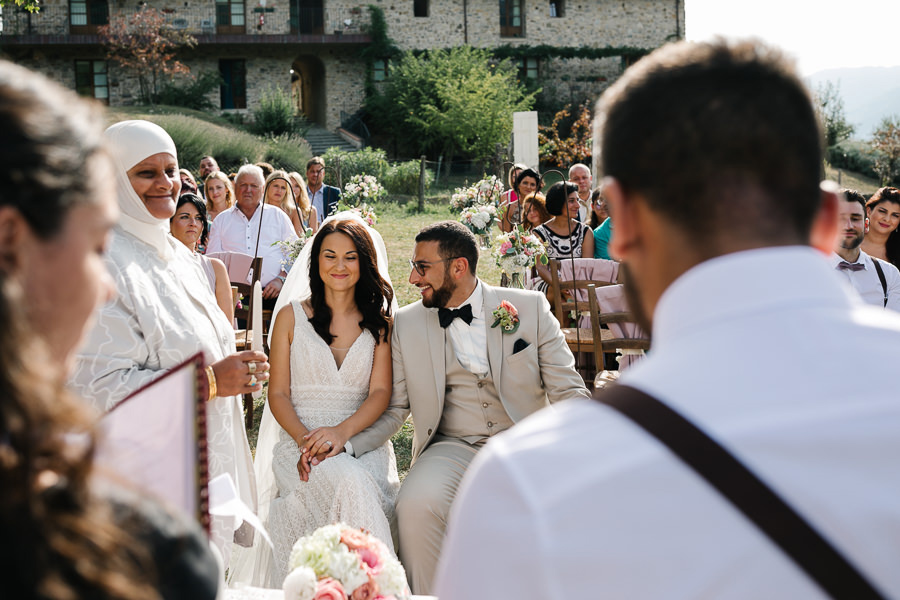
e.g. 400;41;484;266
291;55;326;126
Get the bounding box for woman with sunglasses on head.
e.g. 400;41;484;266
265;169;307;237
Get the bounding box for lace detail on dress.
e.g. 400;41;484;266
265;301;400;586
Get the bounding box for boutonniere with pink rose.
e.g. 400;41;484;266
491;300;520;333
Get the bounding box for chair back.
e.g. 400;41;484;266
206;251;258;285
549;258;620;325
586;283;651;373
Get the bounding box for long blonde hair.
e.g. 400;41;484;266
204;170;234;212
264;169;297;215
287;171;312;218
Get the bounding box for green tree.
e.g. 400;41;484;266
367;46;536;162
871;115;900;185
99;6;196;104
0;0;40;11
813;81;855;148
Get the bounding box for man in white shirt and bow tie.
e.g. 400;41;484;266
345;220;588;594
831;188;900;311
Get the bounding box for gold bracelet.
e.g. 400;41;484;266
205;365;217;401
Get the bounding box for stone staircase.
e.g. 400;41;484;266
303;125;358;155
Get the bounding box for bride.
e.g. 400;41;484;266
234;214;400;587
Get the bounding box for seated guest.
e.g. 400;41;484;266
522;192;550;232
306;157;341;225
860;186;900;268
568;163;593;223
264;169;306;237
0;59;217;600
499;162;527;223
588;187;608;229
499;168;541;232
532;181;595;289
170;193;234;321
255;161;275;180
593;211;613;259
179;168;198;196
204;170;235;223
436;39;900;600
831;188;900;310
199;155;219;181
208;164;298;302
287;171;317;232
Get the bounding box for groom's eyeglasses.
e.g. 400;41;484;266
409;257;461;277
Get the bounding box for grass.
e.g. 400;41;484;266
825;165;881;195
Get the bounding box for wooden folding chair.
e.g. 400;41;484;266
548;258;621;380
208;252;263;429
586;283;651;381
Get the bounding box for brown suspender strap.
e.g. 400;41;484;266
594;384;887;600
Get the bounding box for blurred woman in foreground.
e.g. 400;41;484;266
0;60;217;599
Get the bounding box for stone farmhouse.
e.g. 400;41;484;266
0;1;683;132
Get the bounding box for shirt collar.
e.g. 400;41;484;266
443;280;483;316
653;247;858;352
829;250;868;269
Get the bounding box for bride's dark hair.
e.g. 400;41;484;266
308;219;394;344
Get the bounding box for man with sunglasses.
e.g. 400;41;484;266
347;220;588;594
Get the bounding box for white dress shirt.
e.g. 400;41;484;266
435;247;900;599
308;186;324;225
830;250;900;311
442;281;489;377
207;202;298;286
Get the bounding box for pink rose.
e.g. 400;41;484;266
314;578;348;600
500;241;512;254
349;580;377;600
339;528;371;552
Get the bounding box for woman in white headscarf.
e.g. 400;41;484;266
69;120;267;570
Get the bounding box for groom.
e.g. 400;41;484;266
349;220;589;594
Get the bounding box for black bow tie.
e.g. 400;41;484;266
438;304;474;328
837;261;865;272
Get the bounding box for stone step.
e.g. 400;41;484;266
303;126;358;155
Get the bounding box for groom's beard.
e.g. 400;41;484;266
620;263;653;335
422;271;456;309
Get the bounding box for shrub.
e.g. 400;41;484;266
384;160;432;196
827;141;880;181
251;86;308;137
322;146;389;186
153;70;222;111
262;133;313;173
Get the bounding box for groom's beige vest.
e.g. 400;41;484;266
437;334;513;444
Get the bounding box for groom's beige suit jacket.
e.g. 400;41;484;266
350;282;589;461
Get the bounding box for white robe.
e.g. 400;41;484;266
70;228;256;568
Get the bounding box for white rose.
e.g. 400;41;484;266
283;566;318;600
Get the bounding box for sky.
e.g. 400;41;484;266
685;0;900;76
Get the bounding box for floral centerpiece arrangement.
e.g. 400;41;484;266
282;524;409;600
273;227;315;271
342;174;386;206
458;203;497;235
449;175;503;210
492;225;548;287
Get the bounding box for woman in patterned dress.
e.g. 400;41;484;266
532;181;595;291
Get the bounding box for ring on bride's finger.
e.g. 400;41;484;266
247;361;257;374
249;374;257;386
325;440;333;448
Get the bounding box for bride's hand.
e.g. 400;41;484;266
302;426;347;460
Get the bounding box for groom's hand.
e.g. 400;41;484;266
297;448;333;481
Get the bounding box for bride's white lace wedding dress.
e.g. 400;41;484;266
267;301;400;585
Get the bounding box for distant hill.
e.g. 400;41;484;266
806;66;900;140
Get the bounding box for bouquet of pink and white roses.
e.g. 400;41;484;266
282;524;409;600
343;174;386;205
458;204;497;235
333;202;378;228
492;225;549;272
